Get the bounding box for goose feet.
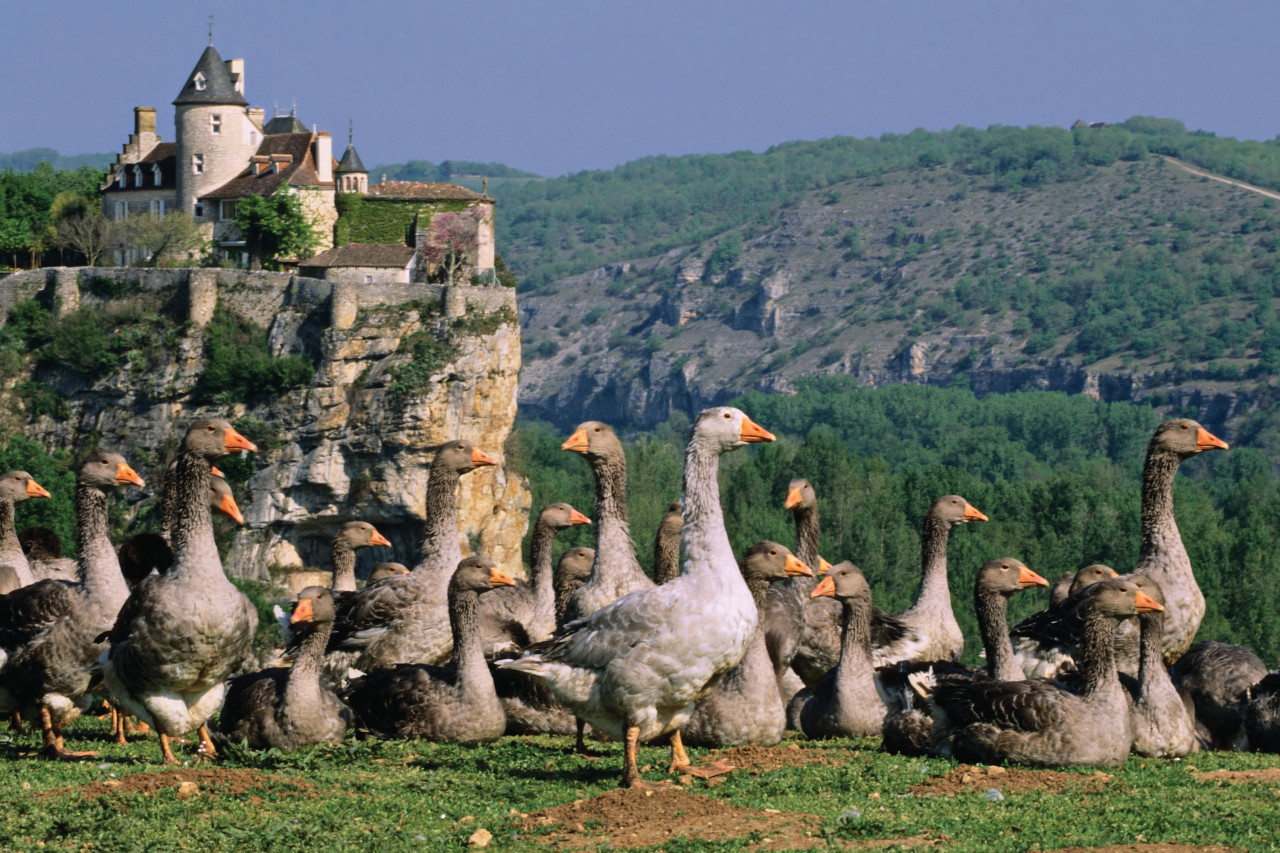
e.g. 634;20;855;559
195;725;218;761
39;706;97;760
667;730;735;779
158;733;181;765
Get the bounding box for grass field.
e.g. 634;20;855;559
4;713;1280;852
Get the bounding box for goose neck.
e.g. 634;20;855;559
679;440;733;580
168;451;221;579
793;504;820;571
1079;610;1122;697
0;497;32;586
1139;450;1181;558
448;586;490;695
917;515;953;605
837;596;875;682
331;538;357;593
1136;612;1165;695
745;575;772;610
976;588;1019;681
418;466;462;573
589;452;642;578
76;481;129;604
283;621;331;716
529;519;556;600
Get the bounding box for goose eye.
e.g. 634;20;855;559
207;425;216;432
593;427;601;432
101;459;109;465
723;413;731;419
1180;424;1189;430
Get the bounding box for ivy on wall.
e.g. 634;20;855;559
334;195;480;247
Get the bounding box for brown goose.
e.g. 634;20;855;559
215;587;351;750
682;541;811;747
0;471;52;588
560;421;654;622
480;502;591;654
930;579;1161;767
97;419;259;764
554;547;595;627
345;557;515;741
118;475;246;589
0;452;145;758
1010;564;1120;679
1171;640;1267;750
328;441;496;670
330;521;393;593
879;558;1048;755
652;502;683;585
1124;578;1197;758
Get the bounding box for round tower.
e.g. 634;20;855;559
173;44;255;218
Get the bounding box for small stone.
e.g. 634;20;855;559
458;816;474;824
984;788;1004;802
573;823;586;833
507;809;521;817
175;781;199;800
786;743;800;751
706;777;725;788
644;790;654;798
678;774;694;786
764;808;781;814
986;765;1007;776
961;774;974;784
640;764;651;772
868;792;881;799
103;780;122;789
467;828;493;848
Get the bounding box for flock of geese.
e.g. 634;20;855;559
2;409;1280;790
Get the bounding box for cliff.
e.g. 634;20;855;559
0;266;529;583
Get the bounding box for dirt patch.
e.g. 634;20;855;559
36;768;316;803
1049;845;1236;853
909;764;1113;797
702;743;852;774
1193;768;1280;784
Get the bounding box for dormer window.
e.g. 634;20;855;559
152;163;162;185
211;114;221;134
194;72;206;91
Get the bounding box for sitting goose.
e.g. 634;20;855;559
480;502;591;654
97;419;259;764
345;557;515;742
369;562;411;582
930;579;1162;767
1124;578;1197;758
879;558;1048;755
499;407;774;788
0;452;145;758
682;541;811;747
554;547;595;627
1171;640;1267;750
216;587;351;750
0;471;52;588
1010;564;1120;679
652;502;683;585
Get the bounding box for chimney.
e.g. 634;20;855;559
225;58;245;94
247;107;265;131
314;131;333;183
134;106;156;136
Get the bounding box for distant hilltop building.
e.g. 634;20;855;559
1071;119;1110;130
101;40;494;281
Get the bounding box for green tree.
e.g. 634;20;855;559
232;190;316;270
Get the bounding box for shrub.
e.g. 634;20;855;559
197;308;314;403
386;331;460;399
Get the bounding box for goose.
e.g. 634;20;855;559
97;418;259;764
369;562;411;582
215;587;351;750
0;452;145;758
1010;565;1120;679
0;471;52;588
327;441;496;670
19;527;77;583
118;476;246;589
1244;670;1280;753
329;521;393;593
682;541;811;747
1170;640;1267;750
554;547;595;627
1124;578;1197;758
479;502;591;654
652;502;683;585
930;579;1161;767
345;557;515;741
879;558;1048;755
499;407;773;788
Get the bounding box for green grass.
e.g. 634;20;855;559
5;721;1280;851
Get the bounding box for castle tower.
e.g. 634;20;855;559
334;124;368;194
173;44;256;219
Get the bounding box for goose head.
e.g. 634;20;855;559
433;440;497;476
338;520;392;550
451;556;516;595
1068;564;1119;597
929;494;988;527
1152;418;1229;459
291;586;338;625
783;478;816;512
369;562;411;582
556;547;595;585
659;502;683;531
1072;578;1164;621
184;419;257;460
209;476;244;524
977;557;1048;598
561;421;624;463
540;502;592;531
80;451;146;491
18;526;62;559
741;540;812;583
0;470;51;502
810;560;871;602
693;406;775;451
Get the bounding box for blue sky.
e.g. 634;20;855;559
3;0;1278;176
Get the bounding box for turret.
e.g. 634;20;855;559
334;124;368;194
173;44;256;219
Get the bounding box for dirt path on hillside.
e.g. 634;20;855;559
1158;155;1280;201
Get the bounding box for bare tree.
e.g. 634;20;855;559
55;210;116;267
118;213;206;266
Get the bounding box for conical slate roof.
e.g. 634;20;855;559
173;45;248;107
335;143;367;174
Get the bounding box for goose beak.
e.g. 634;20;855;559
224;428;258;453
115;463;146;488
561;429;589;454
811;576;836;598
784;553;813;577
963;503;989;522
1134;589;1164;613
490;568;518;588
739;416;775;444
217;492;245;525
370;528;392;548
471;448;497;467
783;487;804;510
1019;566;1050;588
26;479;51;499
1197;427;1229;451
1105;567;1119;578
568;508;592;526
818;556;833;576
290;597;314;624
210;466;225;479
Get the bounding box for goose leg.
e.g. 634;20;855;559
621;725;672;791
667;729;734;779
574;718;599;759
158;732;180;765
196;725;217;760
9;711;27;734
40;705;97;760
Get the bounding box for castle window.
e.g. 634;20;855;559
193;154;204;174
219;200;238;221
114;202;126;220
194;203;204;218
150;200;166;220
194;72;206;91
152;163;163;186
211;114;221;135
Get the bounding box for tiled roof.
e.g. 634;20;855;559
365;180;485;201
140;142;177;164
297;242;416;268
200;132;333;199
173;45;248;107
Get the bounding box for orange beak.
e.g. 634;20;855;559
290;597;314;624
471;448;497;467
490;568;518;588
963;503;989;522
784;553;813;577
811;576;836;598
818;556;833;576
739;415;775;444
568;507;592;526
1105;567;1119;578
224;428;258;453
370;528;392;548
115;463;146;488
1019;565;1050;589
1197;427;1229;451
26;478;51;499
783;487;804;510
217;492;245;525
210;466;225;479
561;429;589;454
1134;589;1165;613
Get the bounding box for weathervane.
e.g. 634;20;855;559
348;119;354;146
207;15;214;46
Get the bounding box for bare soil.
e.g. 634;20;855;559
37;768;316;805
702;743;854;774
909;764;1114;797
1193;767;1280;784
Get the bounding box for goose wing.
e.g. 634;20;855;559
933;675;1069;732
0;579;75;651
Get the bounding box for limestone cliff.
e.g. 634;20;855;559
1;267;529;584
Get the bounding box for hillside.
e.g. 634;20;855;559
516;136;1280;453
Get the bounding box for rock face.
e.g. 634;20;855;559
2;267;529;582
